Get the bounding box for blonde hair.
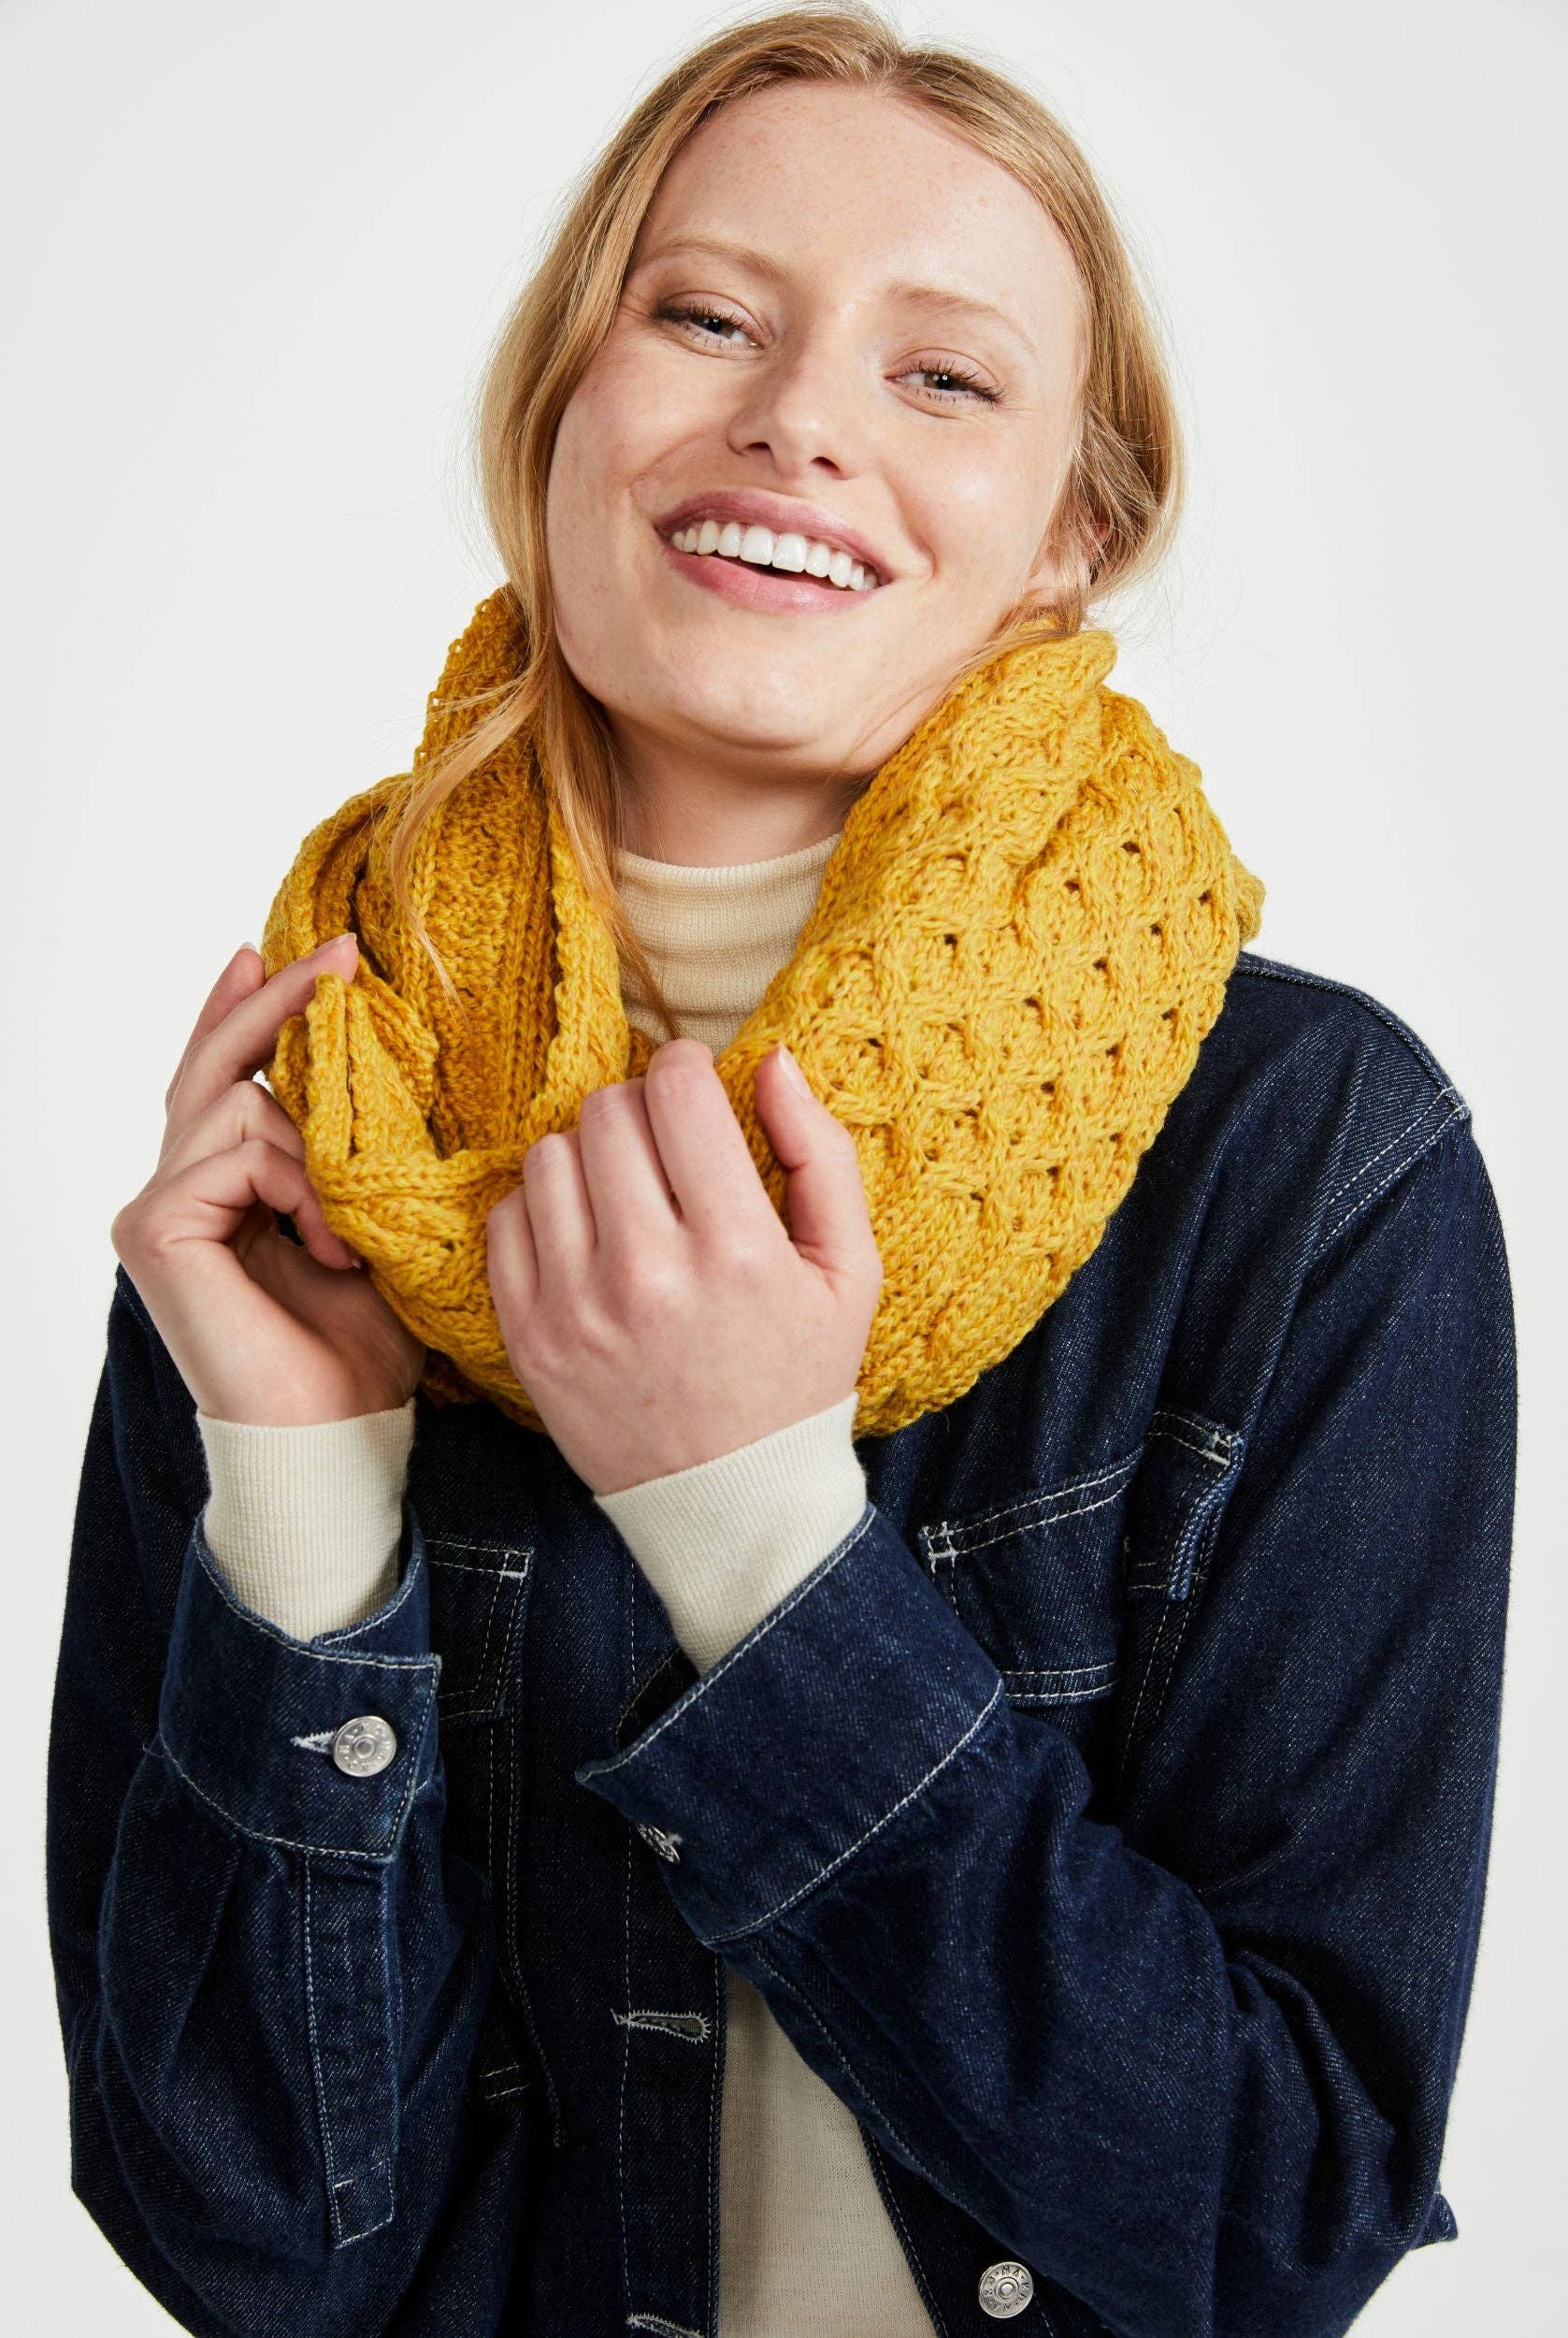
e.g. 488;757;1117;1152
388;0;1186;1035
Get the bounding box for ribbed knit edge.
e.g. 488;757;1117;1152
593;1393;867;1673
194;1401;416;1642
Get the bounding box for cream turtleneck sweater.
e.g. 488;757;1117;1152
194;826;938;2336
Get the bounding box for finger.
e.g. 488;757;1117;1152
165;946;266;1112
574;1077;681;1273
518;1129;597;1307
158;1061;309;1182
638;1038;784;1244
190;944;266;1050
484;1183;539;1327
155;1076;364;1272
754;1046;879;1277
128;1135;359;1276
165;932;359;1143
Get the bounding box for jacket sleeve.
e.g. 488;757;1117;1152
46;1267;502;2338
572;1114;1517;2338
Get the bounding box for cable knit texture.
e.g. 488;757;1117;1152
258;584;1265;1441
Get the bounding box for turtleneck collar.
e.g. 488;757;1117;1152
613;829;842;1059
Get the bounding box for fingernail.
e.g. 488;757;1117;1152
777;1045;810;1094
308;931;354;961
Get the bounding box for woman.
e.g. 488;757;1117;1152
47;7;1516;2336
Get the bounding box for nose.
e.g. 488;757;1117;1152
721;325;870;482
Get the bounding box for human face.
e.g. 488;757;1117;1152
546;79;1088;844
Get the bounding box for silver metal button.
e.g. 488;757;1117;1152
634;1820;683;1863
978;2260;1034;2317
331;1715;397;1777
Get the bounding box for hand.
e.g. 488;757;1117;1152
110;936;427;1424
483;1038;883;1494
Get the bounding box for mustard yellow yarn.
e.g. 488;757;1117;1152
260;585;1264;1440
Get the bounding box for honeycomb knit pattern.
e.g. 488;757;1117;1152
259;584;1265;1440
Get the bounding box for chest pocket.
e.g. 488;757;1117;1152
916;1444;1143;1755
1111;1405;1246;1793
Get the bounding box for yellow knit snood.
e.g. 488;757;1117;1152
260;586;1264;1439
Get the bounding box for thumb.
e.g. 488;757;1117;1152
756;1046;878;1277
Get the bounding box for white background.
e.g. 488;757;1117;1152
4;0;1563;2329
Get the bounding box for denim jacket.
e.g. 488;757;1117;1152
46;947;1517;2338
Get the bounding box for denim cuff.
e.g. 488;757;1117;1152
155;1509;440;1862
572;1500;1004;1945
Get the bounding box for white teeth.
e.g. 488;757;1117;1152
768;529;809;571
669;516;880;590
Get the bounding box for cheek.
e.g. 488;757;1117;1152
562;337;683;493
551;381;631;553
551;353;699;607
918;443;1046;589
547;391;652;655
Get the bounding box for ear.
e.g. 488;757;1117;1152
1022;498;1111;606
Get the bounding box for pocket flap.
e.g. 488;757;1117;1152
917;1445;1143;1708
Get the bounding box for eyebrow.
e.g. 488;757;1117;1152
630;232;1037;361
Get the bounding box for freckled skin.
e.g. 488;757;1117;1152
546;79;1089;865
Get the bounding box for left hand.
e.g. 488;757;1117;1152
484;1038;884;1495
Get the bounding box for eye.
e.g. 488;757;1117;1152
653;298;1000;407
899;357;1001;408
655;298;753;347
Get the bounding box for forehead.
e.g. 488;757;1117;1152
630;81;1084;367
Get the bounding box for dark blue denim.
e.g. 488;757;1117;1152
47;947;1517;2338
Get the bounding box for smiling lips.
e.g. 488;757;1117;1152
665;512;882;593
656;511;888;616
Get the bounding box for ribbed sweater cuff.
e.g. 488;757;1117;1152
194;1401;417;1642
593;1394;867;1674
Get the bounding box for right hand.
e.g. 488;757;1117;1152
111;935;427;1425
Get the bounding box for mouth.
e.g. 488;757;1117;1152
655;524;885;613
650;489;892;613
